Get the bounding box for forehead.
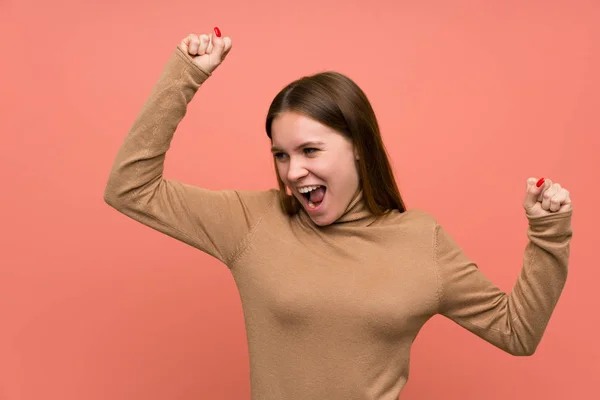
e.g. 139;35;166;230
271;112;338;148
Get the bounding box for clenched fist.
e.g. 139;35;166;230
179;28;232;75
523;177;572;218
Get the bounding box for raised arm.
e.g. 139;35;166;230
435;177;573;355
104;30;276;266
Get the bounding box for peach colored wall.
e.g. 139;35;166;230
1;0;598;399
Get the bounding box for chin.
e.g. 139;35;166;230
310;216;333;227
307;209;341;227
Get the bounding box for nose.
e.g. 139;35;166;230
286;157;309;183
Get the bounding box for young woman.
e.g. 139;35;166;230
104;28;573;399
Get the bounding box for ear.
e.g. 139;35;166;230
354;147;360;160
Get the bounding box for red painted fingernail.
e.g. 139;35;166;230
214;27;221;37
536;178;545;187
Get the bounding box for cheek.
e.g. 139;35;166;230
332;158;359;184
343;166;360;190
275;163;289;184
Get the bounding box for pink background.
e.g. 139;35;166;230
1;0;598;399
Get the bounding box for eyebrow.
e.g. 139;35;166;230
271;141;325;153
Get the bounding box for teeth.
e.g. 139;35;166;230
298;185;321;194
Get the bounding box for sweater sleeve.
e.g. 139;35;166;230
434;210;573;356
104;46;276;266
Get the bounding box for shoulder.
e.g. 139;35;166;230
232;188;281;211
370;208;440;243
234;187;280;200
381;207;439;229
232;188;294;221
402;208;437;222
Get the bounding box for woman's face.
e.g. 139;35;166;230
270;111;360;226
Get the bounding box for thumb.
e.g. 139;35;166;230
523;177;546;210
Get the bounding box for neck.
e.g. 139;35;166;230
333;188;375;225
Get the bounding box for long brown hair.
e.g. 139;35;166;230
265;71;407;216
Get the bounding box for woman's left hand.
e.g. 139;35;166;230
523;177;572;217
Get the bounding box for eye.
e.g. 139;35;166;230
303;148;318;155
274;152;288;161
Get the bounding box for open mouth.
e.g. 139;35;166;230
298;185;327;210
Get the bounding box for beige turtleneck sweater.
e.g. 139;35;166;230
103;46;573;399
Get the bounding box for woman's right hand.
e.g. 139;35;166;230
178;28;232;75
